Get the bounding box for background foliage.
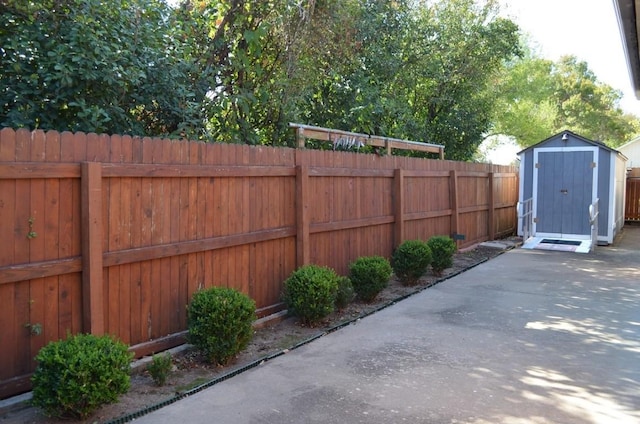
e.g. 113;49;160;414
2;0;638;159
490;51;640;149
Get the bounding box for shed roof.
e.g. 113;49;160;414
517;130;625;158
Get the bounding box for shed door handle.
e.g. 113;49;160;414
560;189;568;194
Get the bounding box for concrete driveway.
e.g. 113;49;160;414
134;227;640;424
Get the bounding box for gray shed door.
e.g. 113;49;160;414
536;151;594;236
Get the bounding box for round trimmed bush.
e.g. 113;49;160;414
392;240;432;286
427;235;457;276
187;286;256;365
31;333;133;419
349;256;392;302
283;265;340;325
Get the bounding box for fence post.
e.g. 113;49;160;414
488;172;495;240
296;165;310;267
449;170;459;244
393;169;404;247
81;162;105;335
295;127;306;149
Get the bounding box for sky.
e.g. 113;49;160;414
485;0;637;164
498;0;640;116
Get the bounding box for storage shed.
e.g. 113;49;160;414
518;130;627;250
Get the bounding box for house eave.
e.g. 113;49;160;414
614;0;640;99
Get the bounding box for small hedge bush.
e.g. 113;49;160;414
335;276;355;309
427;235;457;276
147;353;173;386
349;256;392;302
187;287;256;365
392;240;432;286
283;265;340;325
31;333;133;419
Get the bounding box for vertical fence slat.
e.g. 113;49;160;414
626;177;640;221
394;169;404;248
296;165;310;267
449;170;459;243
13;130;32;378
81;162;104;335
0;130;16;382
488;172;495;240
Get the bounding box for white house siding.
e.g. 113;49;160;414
619;137;640;168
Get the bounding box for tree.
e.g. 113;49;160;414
181;0;281;144
290;0;410;136
2;0;524;160
552;56;639;146
396;0;521;160
489;53;557;146
491;53;640;148
0;0;203;136
285;0;521;160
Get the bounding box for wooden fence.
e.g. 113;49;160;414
626;171;640;221
0;128;518;398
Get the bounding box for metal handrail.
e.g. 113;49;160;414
589;198;599;252
518;197;534;242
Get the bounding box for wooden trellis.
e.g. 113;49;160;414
290;123;445;159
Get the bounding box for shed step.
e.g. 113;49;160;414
521;237;592;253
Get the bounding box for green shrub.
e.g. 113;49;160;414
392;240;432;286
31;333;133;419
427;236;457;276
349;256;392;302
283;265;340;325
335;276;355;309
187;287;256;365
147;353;172;386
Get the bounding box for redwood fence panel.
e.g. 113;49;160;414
0;128;518;398
626;177;640;221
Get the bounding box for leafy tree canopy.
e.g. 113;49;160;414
1;0;204;136
13;0;638;159
491;51;640;148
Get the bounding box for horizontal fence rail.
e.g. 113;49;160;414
0;128;518;398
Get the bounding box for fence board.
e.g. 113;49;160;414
12;131;32;382
80;162;104;335
129;258;142;345
0;187;15;268
0;128;16;369
13;281;31;377
0;128;518;399
129;167;143;344
56;273;80;336
150;258;162;340
0;283;15;380
169;160;182;334
159;144;172;338
43;276;59;350
0;123;17;379
0;128;16;160
25;157;48;368
626;177;640;221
